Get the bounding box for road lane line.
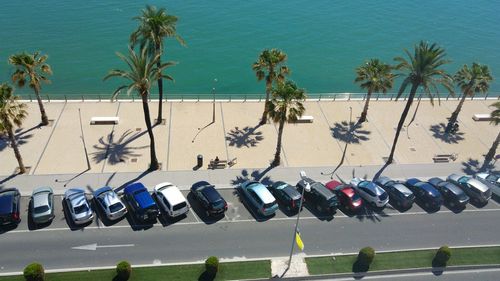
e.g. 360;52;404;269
4;208;500;234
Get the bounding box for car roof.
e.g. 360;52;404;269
375;176;393;186
406;178;421;186
0;188;19;214
339;186;356;197
33;186;53;195
391;183;413;196
428;177;444;187
325;180;342;190
124;182;147;194
358;180;385;195
199;185;222;203
94;186;113;196
467;178;490;192
95;187;120;206
33;190;51;208
414;182;441;196
157;183;186;205
311;182;335;199
65;188;87;206
248;182;275;204
439;182;465;195
447;174;462;182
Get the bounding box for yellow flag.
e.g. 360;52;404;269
295;231;304;251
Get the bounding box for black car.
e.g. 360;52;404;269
428;177;469;208
405;178;443;209
0;188;21;225
191;182;227;216
375;177;415;209
296;177;338;214
268;181;302;212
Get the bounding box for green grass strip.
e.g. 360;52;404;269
0;260;271;281
306;246;500;275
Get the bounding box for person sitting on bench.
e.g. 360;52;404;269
214;156;220;163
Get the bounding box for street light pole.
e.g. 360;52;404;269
212;78;217;123
283;171;310;277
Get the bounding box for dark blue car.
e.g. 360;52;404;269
123;183;159;222
405;178;443;209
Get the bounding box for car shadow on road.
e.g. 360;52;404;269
61;198;93;231
120;200;155;231
337;205;361;218
388;202;413;213
276;204;300;218
413;200;441;214
443;202;466;214
355;205;390;222
0;223;19;234
156;213;187;228
301;203;334;222
186;192;224;225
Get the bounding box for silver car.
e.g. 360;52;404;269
30;187;55;224
93;186;127;221
350;178;389;208
64;188;93;225
475;172;500;198
447;174;492;204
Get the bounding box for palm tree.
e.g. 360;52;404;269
445;63;493;133
252;49;290;125
104;46;175;170
9;51;52;126
268;80;306;166
355;59;395;123
130;5;185;125
0;83;28;174
386;41;453;165
481;101;500;170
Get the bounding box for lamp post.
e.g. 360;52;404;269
283;171;310;277
212;78;217;123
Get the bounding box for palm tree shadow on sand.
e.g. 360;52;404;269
331;121;371;144
92;129;149;165
429;123;464;144
225;124;264;148
0;127;35;152
462;158;494;175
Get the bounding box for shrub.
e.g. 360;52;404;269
434;246;452;266
205;256;219;276
116;261;132;280
357;247;376;266
23;263;44;281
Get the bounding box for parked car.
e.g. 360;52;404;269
447;174;491;204
297;177;339;214
375;177;415;209
0;188;21;225
93;186;127;221
268;181;303;212
240;180;279;216
154;182;189;218
428;177;469;208
64;188;93;225
325;180;362;211
404;179;443;209
30;187;55;224
191;182;227;216
350;178;389;208
124;183;159;222
474;172;500;198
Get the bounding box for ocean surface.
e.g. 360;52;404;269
1;0;499;99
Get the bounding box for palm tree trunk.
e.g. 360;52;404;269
482;130;500;171
359;90;372;123
34;87;49;126
273;115;286;166
141;92;159;170
260;85;271;125
156;43;164;125
6;122;26;174
445;90;469;133
386;83;419;164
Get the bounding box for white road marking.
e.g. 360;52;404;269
4;208;500;234
71;243;135;251
189;206;200;223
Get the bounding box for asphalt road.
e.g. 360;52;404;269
326;268;500;281
1;188;500;273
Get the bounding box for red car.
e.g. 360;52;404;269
325;180;363;211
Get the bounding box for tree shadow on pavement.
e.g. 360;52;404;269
0;127;36;152
429;123;464;144
355;205;389;222
0;173;20;185
92;129;148;165
461;158;490;175
230;166;274;187
115;169;154;193
225;124;264;148
331;121;371;144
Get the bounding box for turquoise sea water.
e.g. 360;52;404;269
1;0;500;99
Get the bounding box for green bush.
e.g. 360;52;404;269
116;261;132;280
205;256;219;276
23;263;44;281
434;246;452;266
357;247;376;266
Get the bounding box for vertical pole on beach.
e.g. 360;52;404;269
212;78;217;123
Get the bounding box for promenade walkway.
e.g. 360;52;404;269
0;99;498;194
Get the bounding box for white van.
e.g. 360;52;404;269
153;182;189;217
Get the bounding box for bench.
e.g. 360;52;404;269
433;157;450;163
291;115;314;123
472;114;493;121
209;160;228;169
90;116;119;125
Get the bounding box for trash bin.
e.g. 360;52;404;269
197;154;203;167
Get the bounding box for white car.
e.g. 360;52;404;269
64;188;93;225
474;172;500;198
93;186;127;221
154;182;189;218
350;178;389;208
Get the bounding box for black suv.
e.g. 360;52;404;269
268;181;302;212
428;177;469;208
0;188;21;225
296;177;338;214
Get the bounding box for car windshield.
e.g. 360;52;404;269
173;201;187;211
211;199;225;209
362;187;376;197
74;204;89;214
458;176;470;184
34;206;49;213
359;181;370;188
109;202;123;213
379;192;388;200
352;194;361;202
